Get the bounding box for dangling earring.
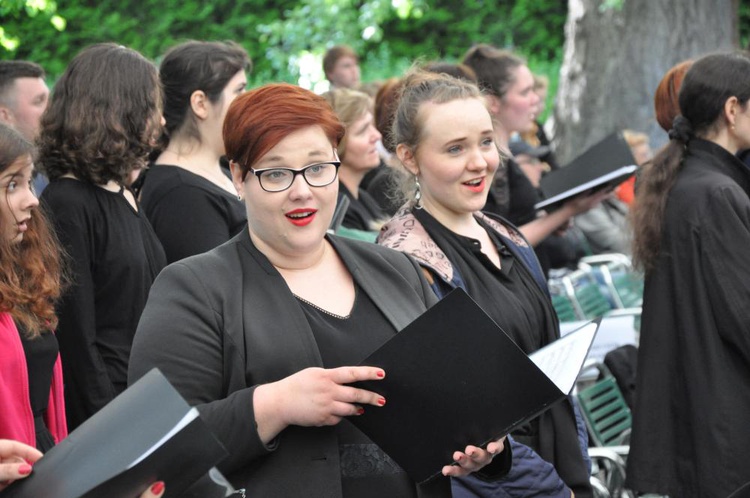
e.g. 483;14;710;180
414;176;423;210
237;193;243;201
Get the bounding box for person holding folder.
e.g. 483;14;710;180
0;125;166;497
462;44;606;247
628;52;750;497
377;70;591;497
128;83;509;497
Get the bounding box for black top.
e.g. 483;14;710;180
361;163;401;216
628;139;750;497
41;178;166;430
484;158;539;226
296;284;417;497
413;209;555;354
413;208;592;497
19;325;58;452
339;183;387;231
139;164;247;264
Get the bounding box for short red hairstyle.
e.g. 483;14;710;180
654;60;693;132
223;83;345;179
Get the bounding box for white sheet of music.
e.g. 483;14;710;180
529;322;598;394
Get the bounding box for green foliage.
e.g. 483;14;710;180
1;0;569;89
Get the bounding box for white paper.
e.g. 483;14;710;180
529;322;598;394
127;407;200;468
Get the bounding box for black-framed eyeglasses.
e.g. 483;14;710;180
249;161;341;192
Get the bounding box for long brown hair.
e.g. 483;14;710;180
631;53;750;271
0;124;64;337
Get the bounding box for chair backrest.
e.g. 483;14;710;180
577;365;632;446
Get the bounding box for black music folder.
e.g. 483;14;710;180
351;288;598;483
535;132;638;210
4;369;229;498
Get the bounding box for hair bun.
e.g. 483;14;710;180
668;115;694;143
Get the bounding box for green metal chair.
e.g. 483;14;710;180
577;363;632;447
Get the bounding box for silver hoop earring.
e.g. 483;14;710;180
414;177;423;210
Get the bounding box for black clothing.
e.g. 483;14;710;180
361;164;401;216
411;208;592;498
129;229;514;496
536;120;560;170
41;178;166;430
297;286;416;497
139;164;246;264
484;158;538;226
338;183;386;231
19;327;58;452
627;139;750;497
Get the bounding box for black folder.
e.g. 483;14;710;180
4;369;229;498
535;132;638;210
350;288;598;483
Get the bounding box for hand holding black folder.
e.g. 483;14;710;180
3;369;230;498
350;289;598;483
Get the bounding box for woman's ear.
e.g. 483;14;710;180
229;160;245;196
486;94;502;116
396;144;419;176
190;90;209;121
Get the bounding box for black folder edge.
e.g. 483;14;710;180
4;368;228;498
534;165;637;210
534;131;638;211
349;289;600;483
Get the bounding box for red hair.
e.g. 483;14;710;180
223;83;345;179
0;205;65;338
654;60;693;132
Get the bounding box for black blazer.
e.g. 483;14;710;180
129;228;468;497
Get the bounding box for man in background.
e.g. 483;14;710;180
323;45;361;90
0;61;50;193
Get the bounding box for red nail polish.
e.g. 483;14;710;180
376;371;385;378
18;464;32;475
150;481;165;495
378;397;386;406
357;407;365;415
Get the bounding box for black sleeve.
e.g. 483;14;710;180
128;262;274;476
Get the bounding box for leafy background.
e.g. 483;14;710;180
1;0;749;121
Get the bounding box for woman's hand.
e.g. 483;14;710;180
0;439;42;491
140;481;165;498
441;436;507;478
254;366;387;443
562;188;612;216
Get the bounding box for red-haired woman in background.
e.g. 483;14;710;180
129;83;509;497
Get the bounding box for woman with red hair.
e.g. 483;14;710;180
129;83;509;497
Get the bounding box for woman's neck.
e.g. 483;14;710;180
249;229;329;271
493;123;511;154
421;199;481;239
157;135;235;192
337;166;366;200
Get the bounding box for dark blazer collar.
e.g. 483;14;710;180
687;138;750;194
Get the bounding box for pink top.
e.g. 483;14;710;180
0;312;67;447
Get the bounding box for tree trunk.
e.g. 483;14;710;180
552;0;738;164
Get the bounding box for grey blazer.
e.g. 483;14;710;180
129;228;458;497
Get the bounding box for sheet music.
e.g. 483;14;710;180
529;322;598;394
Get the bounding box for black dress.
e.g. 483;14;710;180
18;326;58;452
296;284;418;497
139;164;247;264
41;178;166;430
